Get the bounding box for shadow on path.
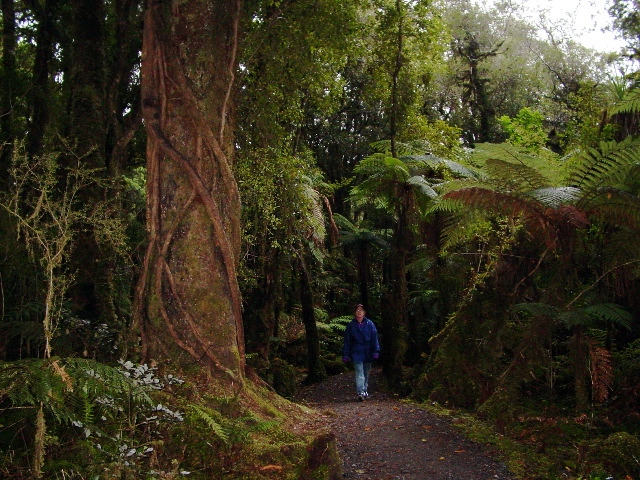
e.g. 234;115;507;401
296;367;515;480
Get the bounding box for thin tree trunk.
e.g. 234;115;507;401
572;325;590;413
389;0;404;158
25;0;60;158
383;193;410;389
299;249;326;383
357;246;370;309
1;0;16;182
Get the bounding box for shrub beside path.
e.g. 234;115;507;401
295;367;515;480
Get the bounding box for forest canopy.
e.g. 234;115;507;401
2;0;640;478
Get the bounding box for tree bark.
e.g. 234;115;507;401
389;0;404;158
299;249;326;383
1;0;16;182
67;0;107;164
382;187;411;389
138;0;244;381
25;0;61;158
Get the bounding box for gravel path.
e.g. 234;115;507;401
296;367;515;480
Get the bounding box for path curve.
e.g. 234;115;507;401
296;367;514;480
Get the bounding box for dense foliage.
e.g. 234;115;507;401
1;0;640;478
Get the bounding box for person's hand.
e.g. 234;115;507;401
342;356;350;362
372;354;379;360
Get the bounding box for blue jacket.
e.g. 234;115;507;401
342;317;380;363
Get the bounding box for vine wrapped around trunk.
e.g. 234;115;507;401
136;0;244;381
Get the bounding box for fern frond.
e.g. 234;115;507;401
188;405;230;445
609;87;640;116
406;175;438;199
247;418;280;434
558;310;587;327
401;155;480;179
66;358;154;406
67;387;94;425
370;140;425;156
443;159;481;179
443;187;540;219
570;137;640;195
526;187;581;208
438;210;491;251
369;140;393;154
0;357;155;428
307;241;325;263
583;303;633;331
429;197;468;214
333;213;355;232
485;158;551;191
407;256;436;276
511;302;561;319
582;186;640;229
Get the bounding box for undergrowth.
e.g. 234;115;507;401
416;400;640;480
0;357;338;479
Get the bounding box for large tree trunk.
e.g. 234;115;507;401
138;0;244;381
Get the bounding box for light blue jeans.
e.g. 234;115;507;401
354;362;371;395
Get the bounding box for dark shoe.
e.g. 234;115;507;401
357;394;364;402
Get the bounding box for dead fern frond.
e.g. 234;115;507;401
589;337;614;404
443;187;541;219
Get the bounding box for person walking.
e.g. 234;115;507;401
342;304;380;401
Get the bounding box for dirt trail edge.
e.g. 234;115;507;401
295;367;515;480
